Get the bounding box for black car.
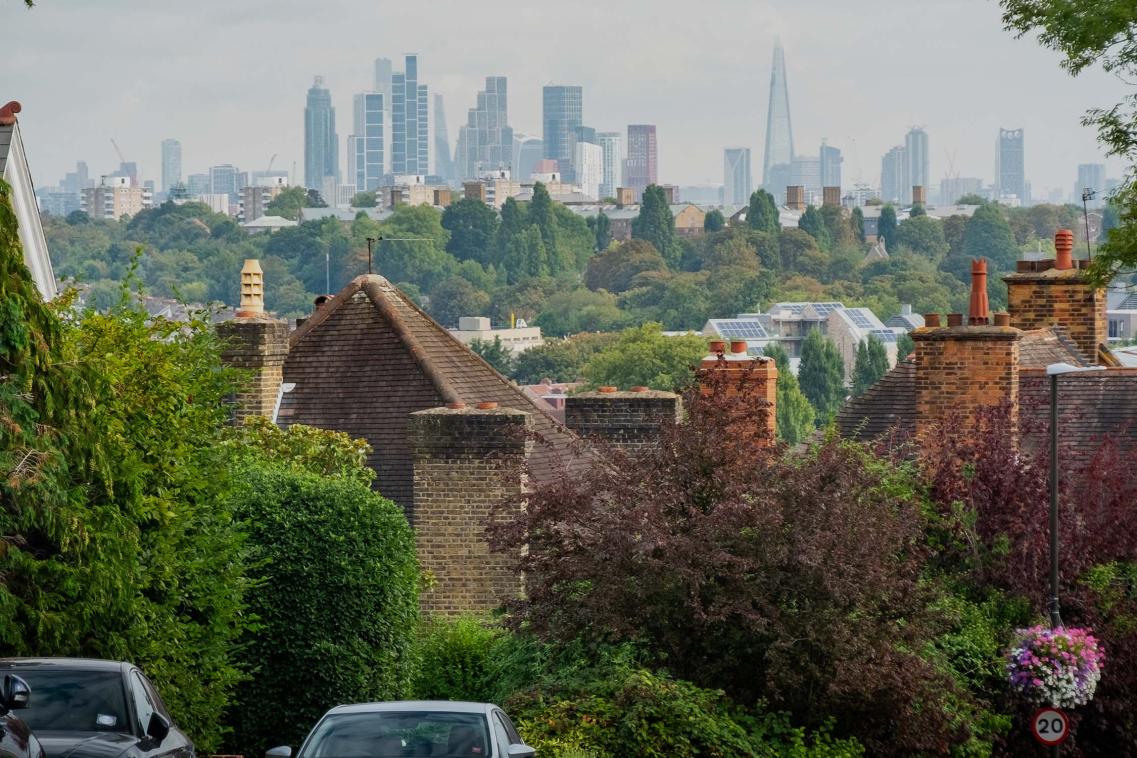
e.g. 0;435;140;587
0;674;44;758
0;659;192;758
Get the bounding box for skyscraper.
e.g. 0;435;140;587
996;128;1026;204
1076;163;1105;208
881;145;906;204
789;155;821;203
209;164;240;200
904;127;929;204
160;139;181;194
723;147;752;206
819;141;842;191
434;93;455;182
304;76;338;193
762;39;795;198
373;58;393;101
598;132;623;200
392;54;429;176
513;134;544;181
455;76;513;180
542;86;583;183
575;141;603;200
624;124;657;199
350;93;384;192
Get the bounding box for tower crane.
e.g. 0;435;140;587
110;138;127;166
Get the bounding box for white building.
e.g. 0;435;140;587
597;132;622;200
448;316;544;356
573;141;603;201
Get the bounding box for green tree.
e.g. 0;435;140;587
959;203;1019;274
878;205;898;250
632;185;680;267
798;205;831;251
427;275;491;327
957;193;986;205
495;196;529;267
441;197;500;265
897;330;915;359
852;333;890;396
820;204;856;250
582;322;707;392
502;225;549;282
529;182;559;254
469;336;517;376
534;288;629;337
351;191;378;208
618;271;712;330
851;206;866;242
778;227;821;271
746;189;780;234
592;210;613;250
373;205;454;290
703;208;726;232
797;328;846;424
896;215;950;261
762;342;816;444
909;203;927;217
265;186;309;220
584;238;668;293
511;332;618;384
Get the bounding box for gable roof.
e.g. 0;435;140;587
1;101;56;300
279;274;587;516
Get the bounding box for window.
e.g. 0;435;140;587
130;672;158;733
1110;320;1120;339
7;669;128;732
495;710;522;744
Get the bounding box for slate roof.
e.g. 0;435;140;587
1020;368;1137;463
277;274;586;519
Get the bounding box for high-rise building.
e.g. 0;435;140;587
374;58;393;102
542;86;583;183
392;54;429;176
62;161;91;195
160;139;181;194
881;145;906;204
81;176;152;220
819;141;842;191
434;93;455;182
940;176;984;204
575;141;603;201
624;124;657;199
996;128;1026;204
209;164;240;199
1076;163;1106;208
904;127;929;204
455;76;513;180
304;76;338;193
349;93;384;192
789;155;821;204
513;134;544;181
186;173;210;197
723;148;752;206
598;132;623;200
762;39;795;199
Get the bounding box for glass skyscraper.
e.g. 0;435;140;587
904;128;929;204
456;76;513;180
160;139;181;194
392;54;429;176
819;142;842;192
624;124;657;199
762;39;795;198
434;93;455;182
304;76;338;192
542;85;583;183
598;132;622;200
724;148;752;206
997;128;1026;204
350;93;384;192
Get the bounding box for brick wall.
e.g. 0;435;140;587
564;389;681;452
410;406;533;616
217;316;290;423
913;325;1021;442
1004;264;1107;363
696;352;778;442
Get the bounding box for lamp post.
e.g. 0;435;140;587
1081;188;1097;259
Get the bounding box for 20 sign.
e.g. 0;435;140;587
1032;708;1070;747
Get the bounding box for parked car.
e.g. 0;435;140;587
0;659;193;758
0;674;44;758
267;701;536;758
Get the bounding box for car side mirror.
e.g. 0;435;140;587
265;747;292;758
507;746;535;758
2;675;30;710
146;712;171;743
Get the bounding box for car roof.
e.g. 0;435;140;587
327;701;497;716
0;658;132;673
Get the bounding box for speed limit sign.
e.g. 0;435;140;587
1032;707;1070;746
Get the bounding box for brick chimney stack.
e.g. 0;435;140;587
564;386;681;452
822;186;841;207
217;259;289;423
696;340;778;442
968;259;990;325
786;185;805;212
912;185;926;206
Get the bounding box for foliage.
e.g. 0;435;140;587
427;275;491;328
797;329;846;423
877;205;898;250
264;186;309;220
798;206;831;251
895;214;949;262
225;416;374;486
584;239;668;293
535;288;629;337
747;190;780;234
851;333;889;396
470;336;517;376
818;205;855;251
413;615;504;701
850;207;865;243
1007;626;1104;707
897;330;915;358
224;464;419;756
582;323;706;392
958;203;1020;274
350;191;378;208
632;185;679;267
511;332;618;384
703;208;726;232
591;210;612;251
442;197;500;266
957;193;986;206
371;205;453;290
762;343;815;444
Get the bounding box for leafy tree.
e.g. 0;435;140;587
66;209;90;225
351;191;378;208
746;189;780;234
502;225;549;282
584;238;668;293
819;204;856;250
703;208;726;232
958;203;1019;274
618;271;713;330
878;205;898;250
897;330;915;359
414;616;504;701
265;186;309;220
957;193;986;205
533;288;629;337
510;332;617;384
427;276;491;328
632;185;679;267
441;197;500;266
851;206;866;242
798;328;846;424
591;210;612;250
762;342;815;444
371;205;453;290
582;322;706;391
469;336;516;376
896;215;949;261
909;203;927;217
852;333;890;396
529;182;559;254
797;205;831;251
777;227;820;271
495;196;529;266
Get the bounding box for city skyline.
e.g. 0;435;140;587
2;0;1126;196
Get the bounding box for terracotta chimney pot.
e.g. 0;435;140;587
924;313;941;328
598;386;618;394
1055;229;1074;270
947;313;964;327
446;402;466;410
708;340;726;354
729;340;748;355
475;401;499;410
968;258;990;325
630;386;650;393
993;312;1011;327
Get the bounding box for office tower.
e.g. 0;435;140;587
374;58;393;101
598;132;623;200
542;85;583;183
1076;163;1106;207
304;76;338;192
513;134;544;181
392;54;429;176
160;139;181;194
624;124;657;199
880;146;907;204
996;128;1026;204
819;141;842;191
62;161;91;195
186;173;210;197
904;128;929;204
349;93;384;192
723;148;752;206
575;125;597;145
940;176;984;205
789;155;821;203
434;93;455;182
209;164;240;199
762;39;795;198
455;76;513;180
575;141;603;200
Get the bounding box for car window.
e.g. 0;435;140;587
7;669;129;733
491;712;511;755
496;711;521;744
129;672;157;733
138;674;170;719
299;711;491;758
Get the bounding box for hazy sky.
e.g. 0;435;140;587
1;0;1129;198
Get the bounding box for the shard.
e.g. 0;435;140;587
762;39;795;197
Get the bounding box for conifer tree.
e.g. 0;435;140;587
852;333;890;396
797;328;846;425
763;342;815;443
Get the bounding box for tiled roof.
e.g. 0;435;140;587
1018;328;1089;368
278;275;586;519
1020;368;1137;462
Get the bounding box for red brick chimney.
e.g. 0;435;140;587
697;340;778;442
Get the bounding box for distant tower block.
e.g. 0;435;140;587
786;185;805;212
822;186;841;207
912;185;926;206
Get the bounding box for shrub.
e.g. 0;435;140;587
414;615;504;701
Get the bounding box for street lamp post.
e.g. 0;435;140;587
1081;188;1097;259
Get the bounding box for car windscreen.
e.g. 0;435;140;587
9;669;130;733
299;711;491;758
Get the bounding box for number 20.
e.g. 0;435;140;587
1039;717;1064;735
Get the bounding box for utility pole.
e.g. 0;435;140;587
1082;188;1096;259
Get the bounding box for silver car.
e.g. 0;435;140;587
267;701;536;758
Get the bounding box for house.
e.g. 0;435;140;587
0;101;56;299
448;316;544;355
241;215;298;234
670;203;706;238
826;307;899;382
886;304;924;331
1106;289;1137;342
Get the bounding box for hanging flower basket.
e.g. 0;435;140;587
1007;625;1104;708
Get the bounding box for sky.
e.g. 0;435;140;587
1;0;1130;200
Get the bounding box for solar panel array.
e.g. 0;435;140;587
810;302;843;316
869;329;898;343
847;309;877;329
711;319;769;339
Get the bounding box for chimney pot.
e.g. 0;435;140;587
446;402;467;409
630;385;650;393
598;386;618;394
729;340;748;355
968;258;990;324
708;339;726;355
237;259;265;317
993;312;1010;327
475;401;498;410
901;303;913;316
924;313;941;328
1055;229;1074;270
947;313;964;327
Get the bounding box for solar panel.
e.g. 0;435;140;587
848;309;876;329
811;302;843;316
712;319;769;339
869;329;898;343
